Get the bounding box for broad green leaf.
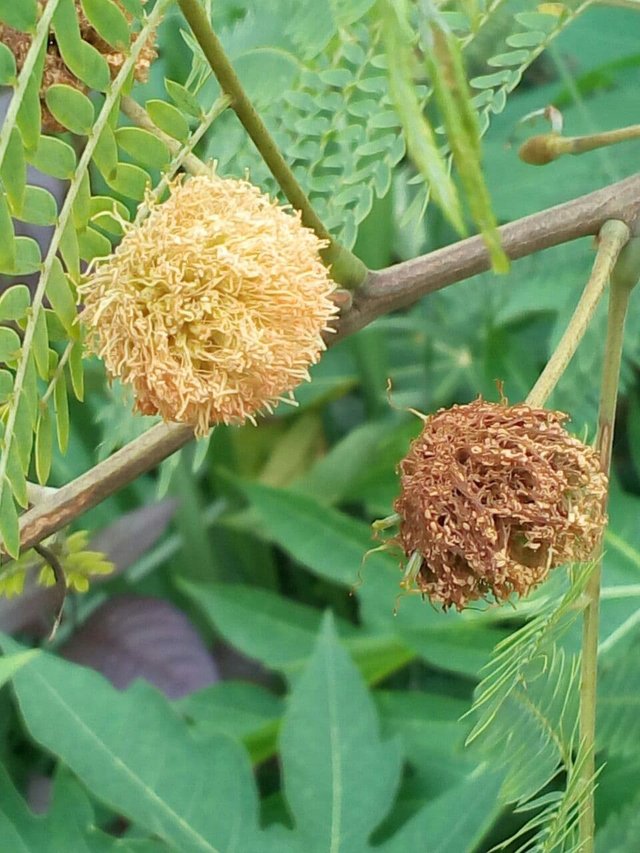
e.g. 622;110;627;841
176;682;283;764
380;769;504;853
45;84;95;136
244;480;390;586
279;615;403;851
47;257;78;334
0;0;37;31
53;0;110;91
0;650;38;686
29;135;76;180
0;762;138;851
115;127;171;170
0;186;16;270
180;580;338;672
81;0;130;49
4;637;261;853
89;195;130;235
146;99;190;142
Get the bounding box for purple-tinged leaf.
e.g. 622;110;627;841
60;595;219;698
89;498;177;576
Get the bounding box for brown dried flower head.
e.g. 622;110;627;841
391;399;607;610
0;0;156;133
79;172;338;435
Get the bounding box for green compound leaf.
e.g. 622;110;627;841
45;84;95;136
204;2;405;248
46;257;78;335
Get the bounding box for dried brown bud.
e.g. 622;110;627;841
392;399;607;610
79;172;338;435
0;0;156;133
518;133;565;166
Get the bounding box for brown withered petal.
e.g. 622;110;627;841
0;1;156;133
79;171;338;436
393;399;607;610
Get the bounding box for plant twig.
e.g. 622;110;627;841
579;234;640;851
336;173;640;340
33;543;66;641
120;94;216;177
13;177;640;552
176;0;367;289
526;220;630;408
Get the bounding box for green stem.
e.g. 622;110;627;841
526;220;630;408
176;0;367;289
579;235;640;852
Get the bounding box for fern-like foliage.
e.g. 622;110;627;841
0;0;174;557
182;0;592;250
0;0;233;556
467;565;595;851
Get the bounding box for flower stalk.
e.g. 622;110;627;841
176;0;367;290
520;124;640;166
526;220;630;408
579;233;640;851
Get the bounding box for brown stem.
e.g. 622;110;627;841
336;173;640;341
14;174;640;551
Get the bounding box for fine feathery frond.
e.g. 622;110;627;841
466;563;596;850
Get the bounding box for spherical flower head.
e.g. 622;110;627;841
79;172;339;435
393;399;607;610
1;1;155;133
